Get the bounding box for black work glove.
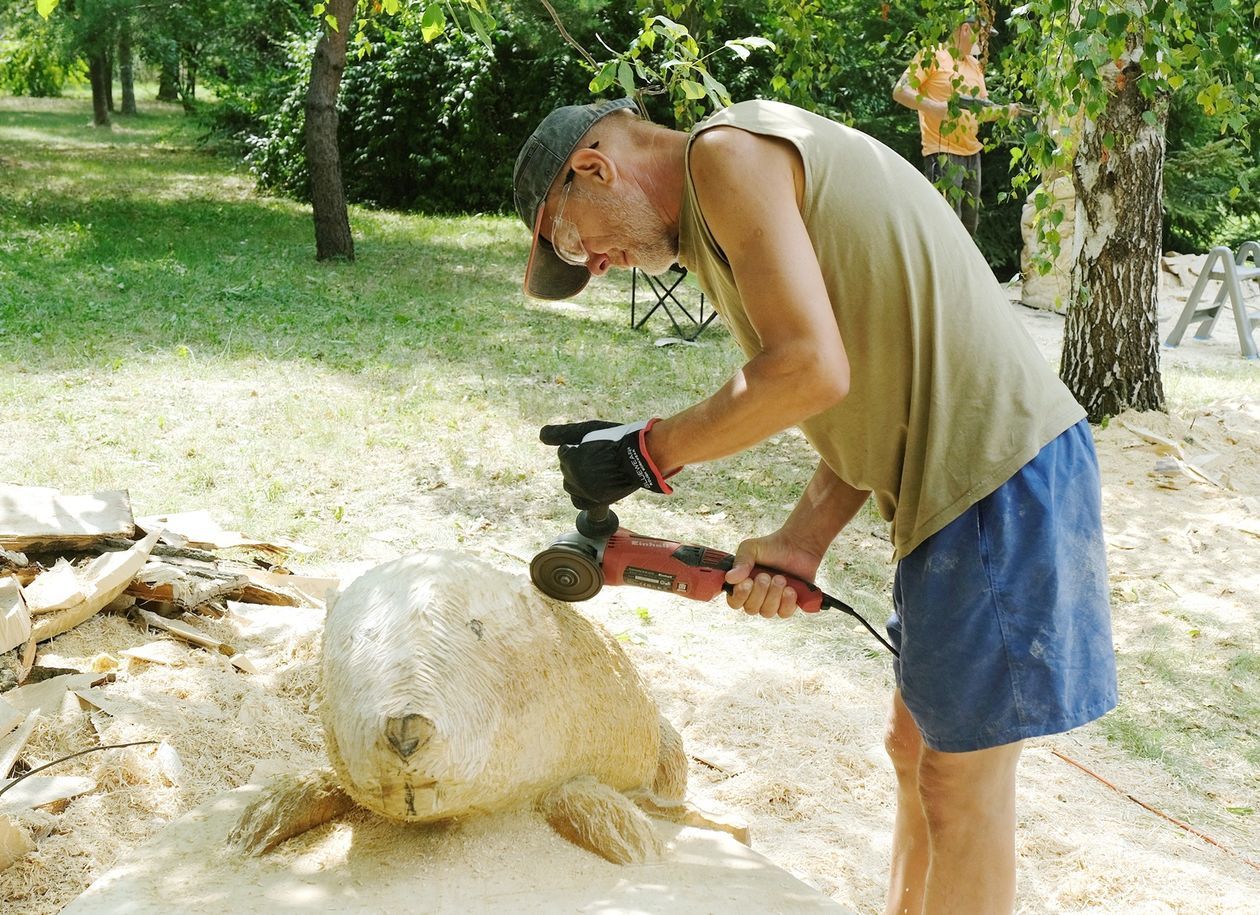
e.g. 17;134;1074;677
539;419;676;510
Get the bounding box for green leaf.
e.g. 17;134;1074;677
420;4;446;43
678;78;706;100
382;0;401;13
36;0;59;17
1105;13;1129;36
467;7;495;47
617;60;636;95
590;61;617;94
313;2;325;15
325;13;338;31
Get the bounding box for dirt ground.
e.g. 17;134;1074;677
3;278;1258;913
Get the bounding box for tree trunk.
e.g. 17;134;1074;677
119;19;136;116
158;62;179;102
180;46;199;112
1061;58;1168;422
87;51;111;127
305;0;356;261
105;50;114;112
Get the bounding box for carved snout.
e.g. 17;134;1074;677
385;714;436;761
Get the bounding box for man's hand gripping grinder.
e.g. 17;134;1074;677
530;506;898;656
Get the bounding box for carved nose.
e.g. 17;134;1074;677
385;714;435;761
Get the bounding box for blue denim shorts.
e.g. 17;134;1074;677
887;420;1118;752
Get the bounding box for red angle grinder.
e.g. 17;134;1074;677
530;506;898;656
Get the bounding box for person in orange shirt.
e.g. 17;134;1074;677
893;12;1018;236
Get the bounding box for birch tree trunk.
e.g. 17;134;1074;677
305;0;356;261
1061;57;1168;421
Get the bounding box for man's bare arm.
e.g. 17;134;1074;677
646;127;849;472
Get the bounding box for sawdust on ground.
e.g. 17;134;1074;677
2;284;1258;914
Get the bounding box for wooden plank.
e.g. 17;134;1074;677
31;531;159;643
0;715;36;780
22;558;87;615
0;485;134;551
0;775;96;815
2;673;102;721
0;702;20;742
73;688;145;722
0;576;31;654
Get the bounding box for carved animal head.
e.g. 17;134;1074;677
319;551;557;821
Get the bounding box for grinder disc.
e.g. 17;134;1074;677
530;543;603;602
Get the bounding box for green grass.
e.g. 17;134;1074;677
0;92;888;615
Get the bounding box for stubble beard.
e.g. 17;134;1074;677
606;188;678;276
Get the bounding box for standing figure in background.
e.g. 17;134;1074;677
893;11;1018;237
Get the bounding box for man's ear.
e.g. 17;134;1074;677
570;146;616;187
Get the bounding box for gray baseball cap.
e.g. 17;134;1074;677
513;97;637;300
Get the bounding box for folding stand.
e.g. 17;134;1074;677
1164;241;1260;360
630;266;717;341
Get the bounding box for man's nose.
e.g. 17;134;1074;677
586;253;611;276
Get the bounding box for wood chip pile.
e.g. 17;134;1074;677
0;483;332;872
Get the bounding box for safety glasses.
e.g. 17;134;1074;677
548;142;599;266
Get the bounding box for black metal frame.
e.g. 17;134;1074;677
630;266;716;341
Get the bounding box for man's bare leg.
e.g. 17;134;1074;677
884;689;1023;915
885;690;930;915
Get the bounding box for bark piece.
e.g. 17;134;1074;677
123;555;299;609
0;775;96;815
31;531;159;643
127;559;248;613
0;576;31;654
17;636;36;685
0;485;134;551
136;609;235;656
242;569;338;607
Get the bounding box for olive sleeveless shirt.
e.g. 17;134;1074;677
677;100;1085;559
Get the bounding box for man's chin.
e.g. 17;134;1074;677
638;250;680;276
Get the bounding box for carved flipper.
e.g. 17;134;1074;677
538;775;663;865
227;767;355;856
651;713;688;802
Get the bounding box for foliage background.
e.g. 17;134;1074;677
2;0;1257;269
